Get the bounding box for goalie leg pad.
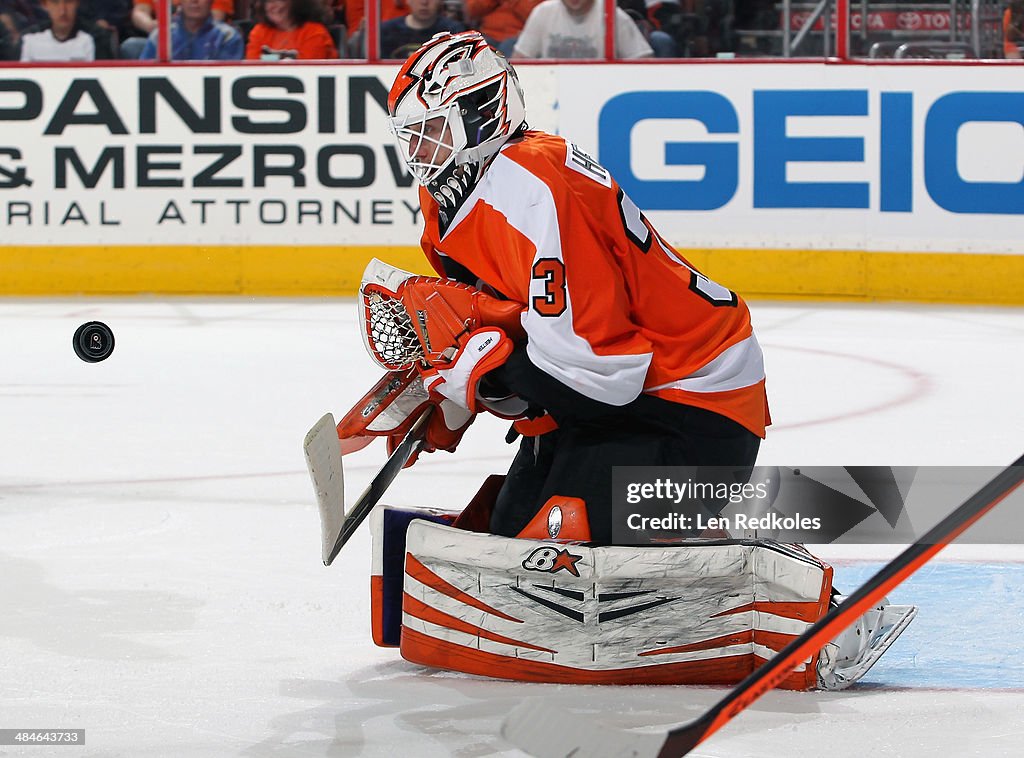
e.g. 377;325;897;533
399;524;835;689
368;505;459;647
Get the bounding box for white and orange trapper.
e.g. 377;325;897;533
368;499;834;690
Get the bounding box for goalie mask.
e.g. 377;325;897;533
387;31;527;211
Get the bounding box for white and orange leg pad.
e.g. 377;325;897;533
398;525;839;689
368;504;460;648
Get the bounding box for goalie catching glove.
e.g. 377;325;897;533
395;277;525;364
401;278;527;417
362;274;529;418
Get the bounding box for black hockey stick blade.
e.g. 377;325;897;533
320;407;433;567
502;453;1024;758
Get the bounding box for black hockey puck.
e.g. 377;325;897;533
73;321;115;363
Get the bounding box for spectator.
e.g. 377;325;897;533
1;1;17;56
78;0;131;57
128;0;154;35
210;0;231;20
20;0;96;59
138;0;242;59
245;0;337;59
344;0;406;33
380;0;462;58
344;0;406;38
1005;0;1023;59
119;0;154;56
618;0;679;57
513;0;652;58
732;0;776;56
79;0;128;33
464;0;540;57
0;15;14;57
122;0;234;57
1;0;49;45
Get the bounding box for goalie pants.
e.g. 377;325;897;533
488;348;761;543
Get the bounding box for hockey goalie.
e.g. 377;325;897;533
305;31;916;693
307;257;916;692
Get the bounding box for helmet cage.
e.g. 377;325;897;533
387;32;526;200
388;101;467;189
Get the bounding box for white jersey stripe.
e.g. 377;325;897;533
646;334;765;394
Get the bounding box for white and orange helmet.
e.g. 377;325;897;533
387;31;527;208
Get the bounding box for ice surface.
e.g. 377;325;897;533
1;298;1022;757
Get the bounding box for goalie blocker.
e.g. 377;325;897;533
366;489;915;691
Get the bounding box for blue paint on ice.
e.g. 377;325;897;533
831;562;1024;690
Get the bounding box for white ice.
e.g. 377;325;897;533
2;298;1022;757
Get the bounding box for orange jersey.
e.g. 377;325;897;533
1005;8;1023;58
464;0;543;42
418;131;770;437
244;21;338;59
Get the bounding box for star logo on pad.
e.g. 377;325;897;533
522;546;584;577
551;549;582;577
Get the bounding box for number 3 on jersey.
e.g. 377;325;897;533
528;212;735;317
531;259;567;317
529;157;737;316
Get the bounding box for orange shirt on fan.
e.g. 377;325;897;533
1005;8;1023;58
464;0;542;42
417;131;770;438
244;21;338;59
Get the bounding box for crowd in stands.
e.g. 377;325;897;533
1006;0;1023;58
2;0;1022;61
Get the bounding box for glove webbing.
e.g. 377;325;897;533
362;285;424;370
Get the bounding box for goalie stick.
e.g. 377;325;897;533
502;452;1024;758
304;406;434;567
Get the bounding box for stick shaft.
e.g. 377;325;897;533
324;407;433;565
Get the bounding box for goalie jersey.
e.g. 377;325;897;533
418;131;770;438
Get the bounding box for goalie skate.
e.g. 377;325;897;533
816;595;917;690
